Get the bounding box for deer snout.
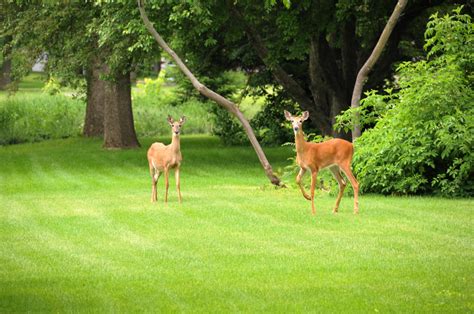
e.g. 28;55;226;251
294;127;299;131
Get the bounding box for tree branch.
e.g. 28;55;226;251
350;0;408;141
137;0;282;186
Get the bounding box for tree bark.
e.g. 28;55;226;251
350;0;408;141
83;55;106;137
103;69;140;149
138;0;282;186
0;58;12;90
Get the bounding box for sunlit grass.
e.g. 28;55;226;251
0;136;472;312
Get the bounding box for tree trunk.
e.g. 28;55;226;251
138;0;282;186
83;55;106;137
350;0;408;141
103;70;140;149
0;58;12;90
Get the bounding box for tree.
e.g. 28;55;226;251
2;2;159;148
152;0;455;139
138;0;282;186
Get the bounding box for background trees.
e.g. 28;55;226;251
155;0;456;140
2;2;161;148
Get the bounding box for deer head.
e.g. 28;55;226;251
284;110;309;133
167;115;186;136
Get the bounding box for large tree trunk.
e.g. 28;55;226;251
103;70;140;149
350;0;408;141
83;55;106;137
138;0;282;186
0;58;12;90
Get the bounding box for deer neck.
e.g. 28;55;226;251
170;133;181;153
294;129;308;156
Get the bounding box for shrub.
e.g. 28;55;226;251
339;7;473;196
0;93;84;145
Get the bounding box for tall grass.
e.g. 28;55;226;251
0;75;215;145
133;98;214;136
0;93;84;145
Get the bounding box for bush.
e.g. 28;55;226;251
0;93;84;145
340;7;473;196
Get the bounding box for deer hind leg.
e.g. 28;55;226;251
310;170;318;215
330;166;346;214
164;167;170;203
175;167;182;203
340;164;359;214
296;167;311;201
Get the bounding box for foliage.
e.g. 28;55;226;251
206;71;249;146
133;98;214;137
1;136;472;312
42;76;62;95
345;7;474;196
251;88;300;146
132;69;179;106
0;93;84;145
0;79;215;145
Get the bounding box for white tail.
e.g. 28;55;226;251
147;115;186;203
284;110;359;215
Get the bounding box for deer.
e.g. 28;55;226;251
284;110;359;215
147;115;186;203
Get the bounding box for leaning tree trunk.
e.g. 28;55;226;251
138;0;282;186
83;55;106;137
350;0;408;141
103;70;140;149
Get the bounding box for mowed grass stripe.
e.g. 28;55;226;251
1;136;472;312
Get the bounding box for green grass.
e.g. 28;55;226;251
1;136;473;312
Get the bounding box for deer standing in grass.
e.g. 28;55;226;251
147;115;186;203
284;110;359;215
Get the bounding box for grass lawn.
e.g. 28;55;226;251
0;136;472;312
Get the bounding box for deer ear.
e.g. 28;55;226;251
301;111;309;121
284;110;293;121
167;115;174;125
179;116;186;124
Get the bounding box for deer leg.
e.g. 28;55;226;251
153;171;161;202
149;162;160;202
330;166;346;214
296;167;311;201
340;164;359;214
164;168;170;203
175;167;182;203
310;170;318;215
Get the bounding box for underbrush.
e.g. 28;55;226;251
0;93;84;145
0;87;214;145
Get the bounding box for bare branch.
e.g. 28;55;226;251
137;0;282;186
350;0;408;140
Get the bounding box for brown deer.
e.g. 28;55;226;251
147;115;186;203
284;110;359;215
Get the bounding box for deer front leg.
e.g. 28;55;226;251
150;167;160;203
310;170;318;215
296;167;311;201
164;168;169;203
175;167;182;203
